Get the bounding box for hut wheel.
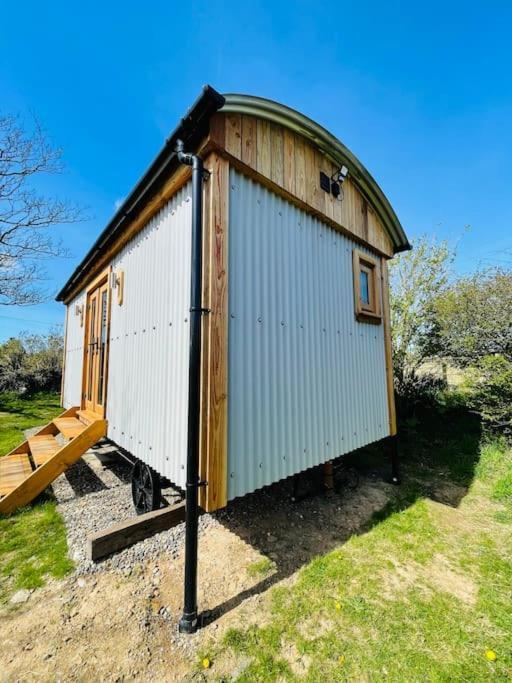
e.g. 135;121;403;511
131;460;161;515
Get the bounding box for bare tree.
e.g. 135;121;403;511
0;113;82;305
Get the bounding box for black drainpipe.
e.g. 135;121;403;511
176;139;206;634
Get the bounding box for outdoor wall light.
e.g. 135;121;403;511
111;269;125;306
334;165;349;184
75;304;84;327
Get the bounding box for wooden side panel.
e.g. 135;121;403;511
241;115;257;168
256;119;271;178
199;152;229;511
270;124;284;187
225;114;242;159
213;113;393;258
283;129;295;196
381;258;397;435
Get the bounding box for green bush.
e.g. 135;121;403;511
0;331;63;394
465;355;512;434
394;368;446;418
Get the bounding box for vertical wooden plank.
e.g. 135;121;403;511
361;199;369;242
305;146;323;214
241;115;257;169
270;124;284;187
381;258;397;436
199;170;212;500
283;129;295;195
225;114;242;159
323;161;335;222
294;134;306;202
209;113;226;149
256;119;271;178
200;152;229;511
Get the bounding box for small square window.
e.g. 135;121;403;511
352;250;382;324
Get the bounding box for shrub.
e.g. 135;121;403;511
394;368;446;418
0;331;63;394
465;355;512;434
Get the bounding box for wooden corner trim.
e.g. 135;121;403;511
199;151;229;512
381;258;397;435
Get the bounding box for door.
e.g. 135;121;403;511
83;274;111;417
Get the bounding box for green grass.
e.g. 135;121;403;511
0;502;74;603
214;408;512;681
0;391;73;604
247;558;276;578
0;391;62;455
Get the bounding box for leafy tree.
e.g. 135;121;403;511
0;113;81;305
430;268;512;365
0;330;63;393
464;354;512;432
388;235;455;383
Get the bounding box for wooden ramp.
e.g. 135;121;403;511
0;407;107;515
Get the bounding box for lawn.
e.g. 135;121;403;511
0;391;73;604
0;391;62;454
209;405;512;681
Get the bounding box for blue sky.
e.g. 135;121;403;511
1;1;511;340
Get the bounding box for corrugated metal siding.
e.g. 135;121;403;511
62;291;86;408
106;182;192;489
227;169;390;500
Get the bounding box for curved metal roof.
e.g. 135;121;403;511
221;93;410;253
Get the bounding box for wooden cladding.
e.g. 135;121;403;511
211;112;394;258
381;258;397;436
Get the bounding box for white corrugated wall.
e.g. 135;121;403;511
62;291;86;408
227;169;390;500
106;182;192;488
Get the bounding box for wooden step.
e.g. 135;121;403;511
28;434;61;467
0;418;107;515
53;417;86;439
0;454;34;497
77;409;100;426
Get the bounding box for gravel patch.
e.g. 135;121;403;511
24;431;215;577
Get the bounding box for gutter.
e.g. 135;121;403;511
56;85;225;302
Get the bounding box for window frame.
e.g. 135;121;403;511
352;249;382;324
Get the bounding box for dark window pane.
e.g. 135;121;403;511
360;270;370;305
87;299;96;401
97;290;107;404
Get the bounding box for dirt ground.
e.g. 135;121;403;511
0;466;394;682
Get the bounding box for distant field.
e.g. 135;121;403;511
418;358;466;387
